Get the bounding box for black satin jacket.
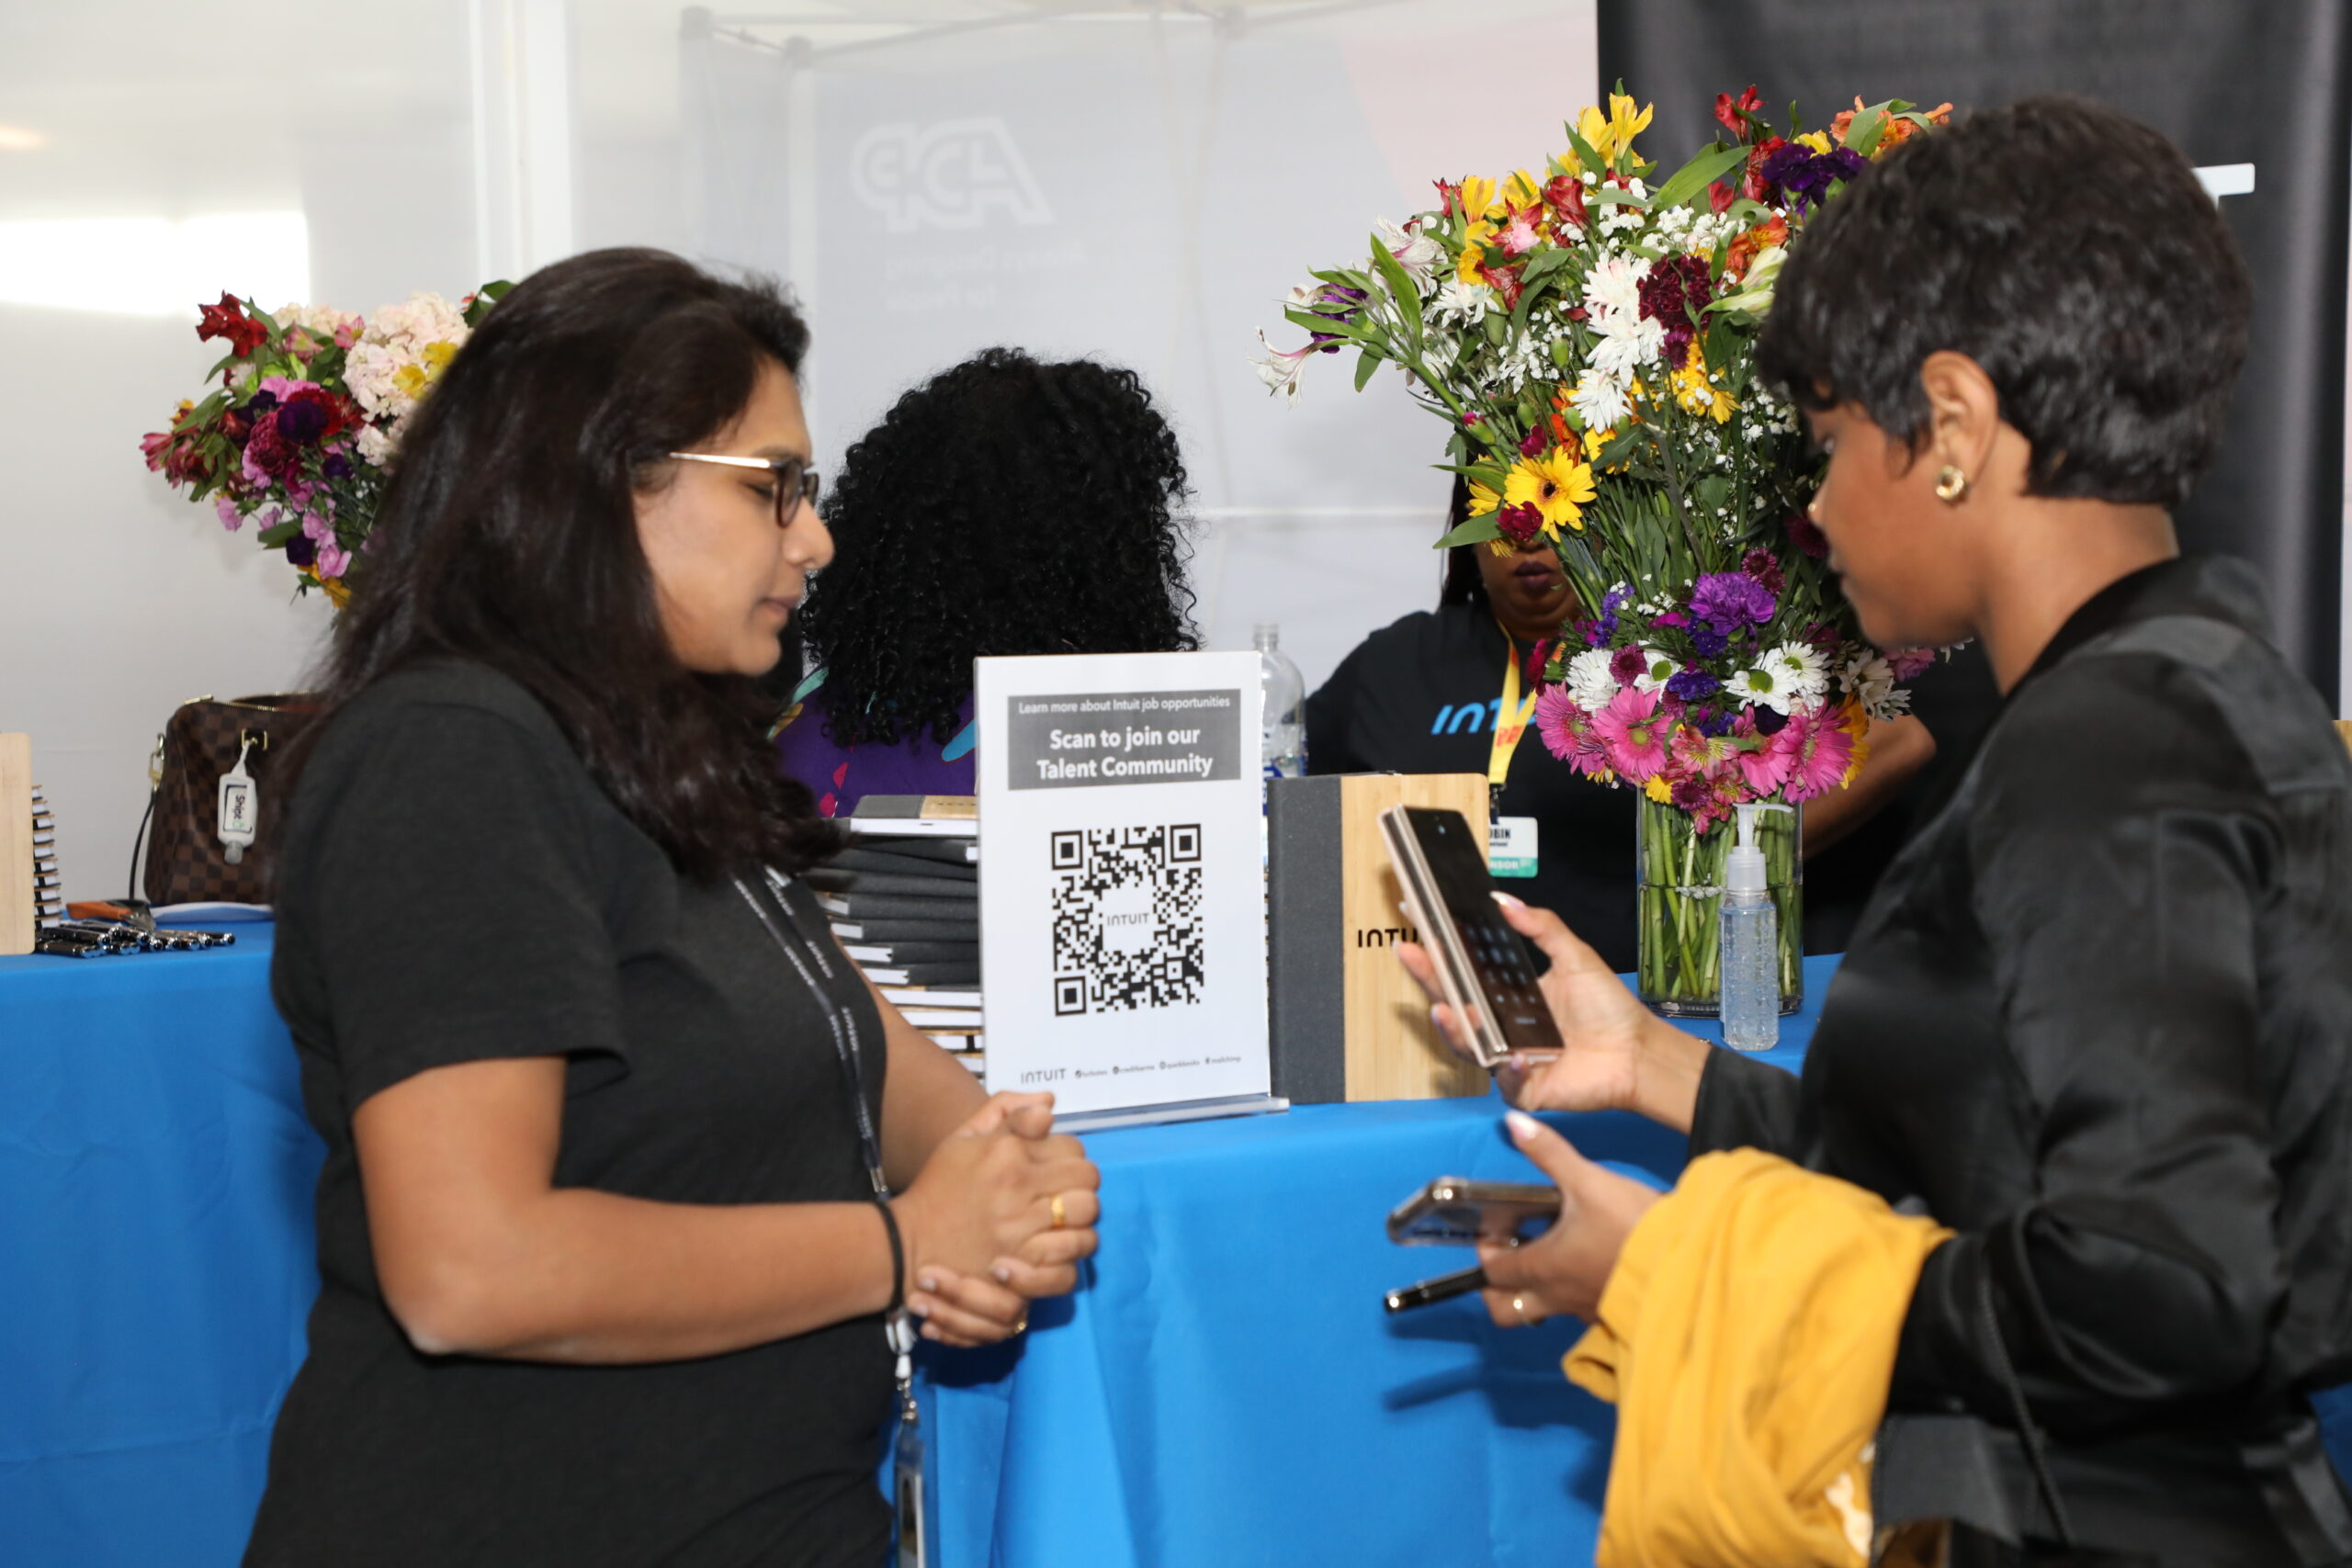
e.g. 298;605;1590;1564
1693;558;2352;1564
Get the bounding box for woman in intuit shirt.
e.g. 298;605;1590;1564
244;250;1100;1568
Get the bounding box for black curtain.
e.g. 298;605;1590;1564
1600;0;2351;705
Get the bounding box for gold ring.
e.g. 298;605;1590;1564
1049;1192;1068;1230
1511;1295;1529;1325
1012;1312;1030;1335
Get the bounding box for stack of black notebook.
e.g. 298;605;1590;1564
814;796;983;1076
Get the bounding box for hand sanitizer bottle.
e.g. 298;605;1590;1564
1719;803;1781;1051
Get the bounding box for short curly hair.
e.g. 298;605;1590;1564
1758;95;2251;510
799;347;1198;746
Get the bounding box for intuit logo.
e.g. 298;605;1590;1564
1429;698;1505;736
849;119;1055;233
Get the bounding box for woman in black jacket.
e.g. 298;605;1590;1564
1404;97;2352;1565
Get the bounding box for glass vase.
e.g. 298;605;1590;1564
1634;795;1803;1017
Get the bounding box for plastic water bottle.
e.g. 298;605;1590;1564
1255;624;1306;780
1718;803;1782;1051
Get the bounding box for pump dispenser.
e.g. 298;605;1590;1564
1719;803;1784;1050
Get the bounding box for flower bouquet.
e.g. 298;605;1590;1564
141;283;508;605
1254;85;1948;1013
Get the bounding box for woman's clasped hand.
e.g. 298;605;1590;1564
892;1091;1101;1348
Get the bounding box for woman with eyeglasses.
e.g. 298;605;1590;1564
242;249;1101;1568
777;346;1197;816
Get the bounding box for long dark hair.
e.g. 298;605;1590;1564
1438;473;1488;611
295;247;838;879
798;347;1198;748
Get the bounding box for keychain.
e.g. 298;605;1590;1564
889;1314;925;1568
217;735;259;864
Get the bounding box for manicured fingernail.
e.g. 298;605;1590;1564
1505;1110;1544;1141
1491;890;1525;909
991;1264;1012;1283
917;1274;937;1293
907;1299;929;1317
921;1324;941;1341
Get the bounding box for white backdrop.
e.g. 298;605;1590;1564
6;0;2348;907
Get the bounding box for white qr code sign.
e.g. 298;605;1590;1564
978;653;1272;1120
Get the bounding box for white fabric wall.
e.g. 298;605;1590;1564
6;0;2346;907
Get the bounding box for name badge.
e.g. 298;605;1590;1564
1488;815;1538;879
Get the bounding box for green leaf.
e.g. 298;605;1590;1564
255;518;303;547
1353;344;1382;391
1843;101;1894;159
1586;187;1645;207
1436;514;1504;550
1368;231;1424;345
1563;124;1606;178
1594;428;1642;468
1482;311;1508;345
1648;141;1749;211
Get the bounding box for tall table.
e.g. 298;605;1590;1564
5;939;2345;1566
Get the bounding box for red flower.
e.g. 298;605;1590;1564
1478;262;1523;310
1741;547;1786;595
1518;424;1549;458
1741;136;1789;203
1542;174;1586;231
1433;179;1464;219
1786;512;1829;558
1496;502;1544;547
1709;180;1736;215
1713;85;1766;142
196;293;267;357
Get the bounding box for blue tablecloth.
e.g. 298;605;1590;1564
0;924;320;1567
916;963;1821;1568
4;936;2345;1567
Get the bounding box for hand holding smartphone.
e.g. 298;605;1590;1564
1378;806;1564;1069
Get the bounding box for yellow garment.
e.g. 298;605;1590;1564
1565;1149;1951;1568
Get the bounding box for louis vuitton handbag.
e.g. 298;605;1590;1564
134;694;320;906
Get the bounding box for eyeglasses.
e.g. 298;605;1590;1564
665;451;821;529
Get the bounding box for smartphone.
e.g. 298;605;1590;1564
1386;1177;1562;1247
1378;805;1564;1068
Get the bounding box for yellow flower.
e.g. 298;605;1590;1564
1457;225;1494;284
1576;92;1655;167
1644;772;1675;803
1837;699;1871;785
1459;175;1499;220
1671;345;1736;424
1466;478;1501;516
423;339;459;371
393;362;428;399
1501;168;1544;209
1503;448;1598;536
1796;130;1832;154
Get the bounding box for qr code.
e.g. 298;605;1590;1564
1048;825;1204;1016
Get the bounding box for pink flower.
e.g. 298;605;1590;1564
1776;705;1856;802
1534;685;1612;779
214;494;243;532
303;512;351;578
1886;647;1938;682
1592;685;1673;783
1730;709;1792;795
1495;205;1544;256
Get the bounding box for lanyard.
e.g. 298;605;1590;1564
1488;632;1541;807
735;868;926;1568
735;869;887;1198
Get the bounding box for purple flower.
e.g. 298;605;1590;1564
1670;773;1713;813
1654;610;1690;629
283;531;317;569
1689;571;1778;631
1756;143;1871;214
1609;645;1647;685
1667;669;1721;702
322;451;353;481
1697;707;1735;738
1690;623;1730;660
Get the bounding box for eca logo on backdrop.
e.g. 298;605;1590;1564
849;118;1056;232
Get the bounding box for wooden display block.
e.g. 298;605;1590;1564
1;734;32;956
1268;772;1493;1103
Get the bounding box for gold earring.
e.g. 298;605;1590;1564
1933;464;1970;503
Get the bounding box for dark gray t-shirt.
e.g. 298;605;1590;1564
245;660;892;1568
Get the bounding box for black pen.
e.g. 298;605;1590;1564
1384;1263;1488;1313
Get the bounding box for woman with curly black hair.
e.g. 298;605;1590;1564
779;347;1197;814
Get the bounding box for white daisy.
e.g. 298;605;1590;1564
1734;642;1830;715
1566;648;1620;710
1840;654;1912;723
1570;367;1632;433
1429;276;1488;327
